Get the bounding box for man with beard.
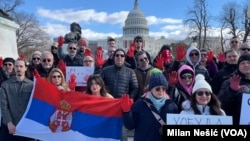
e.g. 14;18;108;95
57;37;83;66
36;51;55;79
76;38;88;58
0;59;36;141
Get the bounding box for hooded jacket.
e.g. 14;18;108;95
185;46;211;84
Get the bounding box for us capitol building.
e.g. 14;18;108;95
94;0;178;58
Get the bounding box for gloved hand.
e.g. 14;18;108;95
33;69;41;78
0;57;3;68
168;71;178;86
154;55;164;70
68;74;77;91
217;52;226;63
161;50;172;63
207;50;214;62
229;75;247;91
58;60;66;76
84;48;92;56
95;46;106;67
120;94;133;112
127;43;135;58
19;54;25;60
58;36;64;47
176;44;186;61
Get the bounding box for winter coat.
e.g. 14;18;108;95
100;65;138;98
123;95;178;141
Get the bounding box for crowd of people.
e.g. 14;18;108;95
0;35;250;141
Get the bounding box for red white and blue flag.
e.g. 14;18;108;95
16;77;123;141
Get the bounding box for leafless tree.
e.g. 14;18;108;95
218;0;250;47
184;0;211;49
1;0;52;59
219;2;242;38
242;3;250;42
0;0;23;13
13;12;52;53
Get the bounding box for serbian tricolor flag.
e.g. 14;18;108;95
15;77;123;141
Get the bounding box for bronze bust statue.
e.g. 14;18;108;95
64;22;82;43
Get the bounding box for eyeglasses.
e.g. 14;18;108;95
84;60;94;63
196;91;211;96
33;57;40;61
115;54;125;58
181;75;193;79
4;63;13;66
139;57;148;62
43;59;51;63
240;48;250;51
155;86;166;92
69;47;77;50
52;46;57;50
135;40;143;43
189;53;199;57
52;75;62;79
231;41;238;44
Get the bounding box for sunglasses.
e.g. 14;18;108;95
33;57;40;61
52;75;61;79
189;53;199;57
115;54;125;58
240;48;250;51
196;91;211;96
181;75;193;79
135;40;143;43
4;63;13;66
231;41;238;44
69;47;77;50
139;57;148;62
43;59;51;63
155;86;166;92
201;53;207;56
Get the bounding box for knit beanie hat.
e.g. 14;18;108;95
238;54;250;66
148;73;168;91
32;51;42;58
3;57;15;64
192;74;212;94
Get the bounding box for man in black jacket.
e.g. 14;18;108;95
101;48;138;141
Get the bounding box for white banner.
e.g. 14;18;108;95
167;114;232;125
240;93;250;125
66;66;94;86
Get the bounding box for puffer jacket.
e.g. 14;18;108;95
100;65;138;98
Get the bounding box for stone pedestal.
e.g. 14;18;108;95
0;17;20;59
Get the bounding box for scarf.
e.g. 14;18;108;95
149;92;166;111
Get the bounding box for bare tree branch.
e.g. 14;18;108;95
184;0;211;49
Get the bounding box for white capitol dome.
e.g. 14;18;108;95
123;0;149;37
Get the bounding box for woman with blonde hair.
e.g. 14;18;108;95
48;68;70;91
